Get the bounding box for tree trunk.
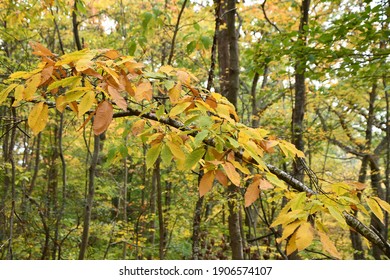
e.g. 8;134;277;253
292;0;310;183
78;134;100;260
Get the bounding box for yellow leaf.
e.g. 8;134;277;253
318;231;341;259
295;222;313;251
222;161;240;186
134;81;153;102
244;176;261;207
24;74;41;101
78;91;96;117
372;197;390;214
169;101;191;117
166;141;185;161
270;209;304;228
286;231;298;256
12;85;24;107
199;171;215;197
93;101;113;135
367;197;384;223
0;84;18;105
28;102;48;135
277;220;302;243
159;65;175;75
168;82;182;103
56;96;67;113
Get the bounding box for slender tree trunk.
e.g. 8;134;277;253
216;0;229;97
292;0;310;183
72;1;82;51
78;135;100;260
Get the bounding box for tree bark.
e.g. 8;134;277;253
292;0;310;183
78;134;100;260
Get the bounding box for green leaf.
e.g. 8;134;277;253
194;130;209;146
146;143;162;169
160;144;173;166
184;147;205;170
186;41;197;54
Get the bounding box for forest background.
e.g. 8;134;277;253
1;0;390;260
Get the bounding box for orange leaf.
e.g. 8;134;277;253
259;179;274;190
215;170;229;187
131;119;145;136
104;49;120;59
318;231;341;259
245;177;261;207
29;41;55;57
134;81;153;102
222;162;240;186
93;101;113;135
199;171;215;197
108;85;127;111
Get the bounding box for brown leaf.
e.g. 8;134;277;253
222;162;240;186
199;171;215;197
29;41;55;57
108;85;127;111
93;101;113;135
245;178;261;207
215;170;229;186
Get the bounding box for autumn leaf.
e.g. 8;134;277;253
134;80;153;102
367;197;384;223
222;161;240;186
93;101;113;135
277;220;302;243
244;177;261;207
29;41;55;57
0;84;18;105
104;49;120;59
12;85;24;107
78;91;96;117
24;74;41;101
199;171;215;197
166;141;186;162
108;85;127;111
28;102;49;135
295;222;314;251
286;231;298;256
169;102;191;117
168;82;182;103
215;170;229;187
131;119;145;136
318;231;341;259
372;197;390;214
259;179;274;190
